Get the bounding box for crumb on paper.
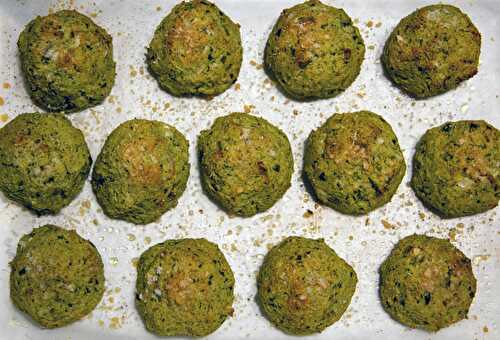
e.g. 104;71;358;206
0;114;8;122
381;219;396;230
448;229;458;241
243;104;255;113
260;214;273;222
473;254;490;266
303;209;313;218
109;316;122;329
418;211;425;221
448;223;465;241
249;60;263;69
79;199;91;216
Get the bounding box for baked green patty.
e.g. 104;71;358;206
382;4;481;98
92;119;189;224
10;225;105;328
304;111;406;215
198;112;293;217
18;10;116;112
411;120;499;218
265;0;365;99
380;234;476;331
258;236;357;335
136;238;234;336
0;112;92;214
147;0;242;96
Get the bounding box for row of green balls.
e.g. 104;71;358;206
1;111;497;225
10;225;476;335
17;1;481;113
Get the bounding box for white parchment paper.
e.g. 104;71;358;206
0;1;498;339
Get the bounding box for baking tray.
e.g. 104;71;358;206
0;0;498;339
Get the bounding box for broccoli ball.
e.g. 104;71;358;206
265;0;365;100
147;0;242;96
380;234;476;331
198;112;293;217
92;119;189;224
411;120;499;218
0;112;92;214
10;225;105;328
304;111;406;215
18;10;116;112
382;5;481;98
136;238;234;336
258;236;357;335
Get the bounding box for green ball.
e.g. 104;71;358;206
304;111;406;215
198;112;293;217
147;0;242;96
18;10;116;112
382;5;481;98
265;0;365;100
258;236;357;335
136;238;234;336
380;234;476;331
92;119;190;224
10;225;105;328
0;112;92;214
411;120;499;218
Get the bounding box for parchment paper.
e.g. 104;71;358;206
0;1;498;339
